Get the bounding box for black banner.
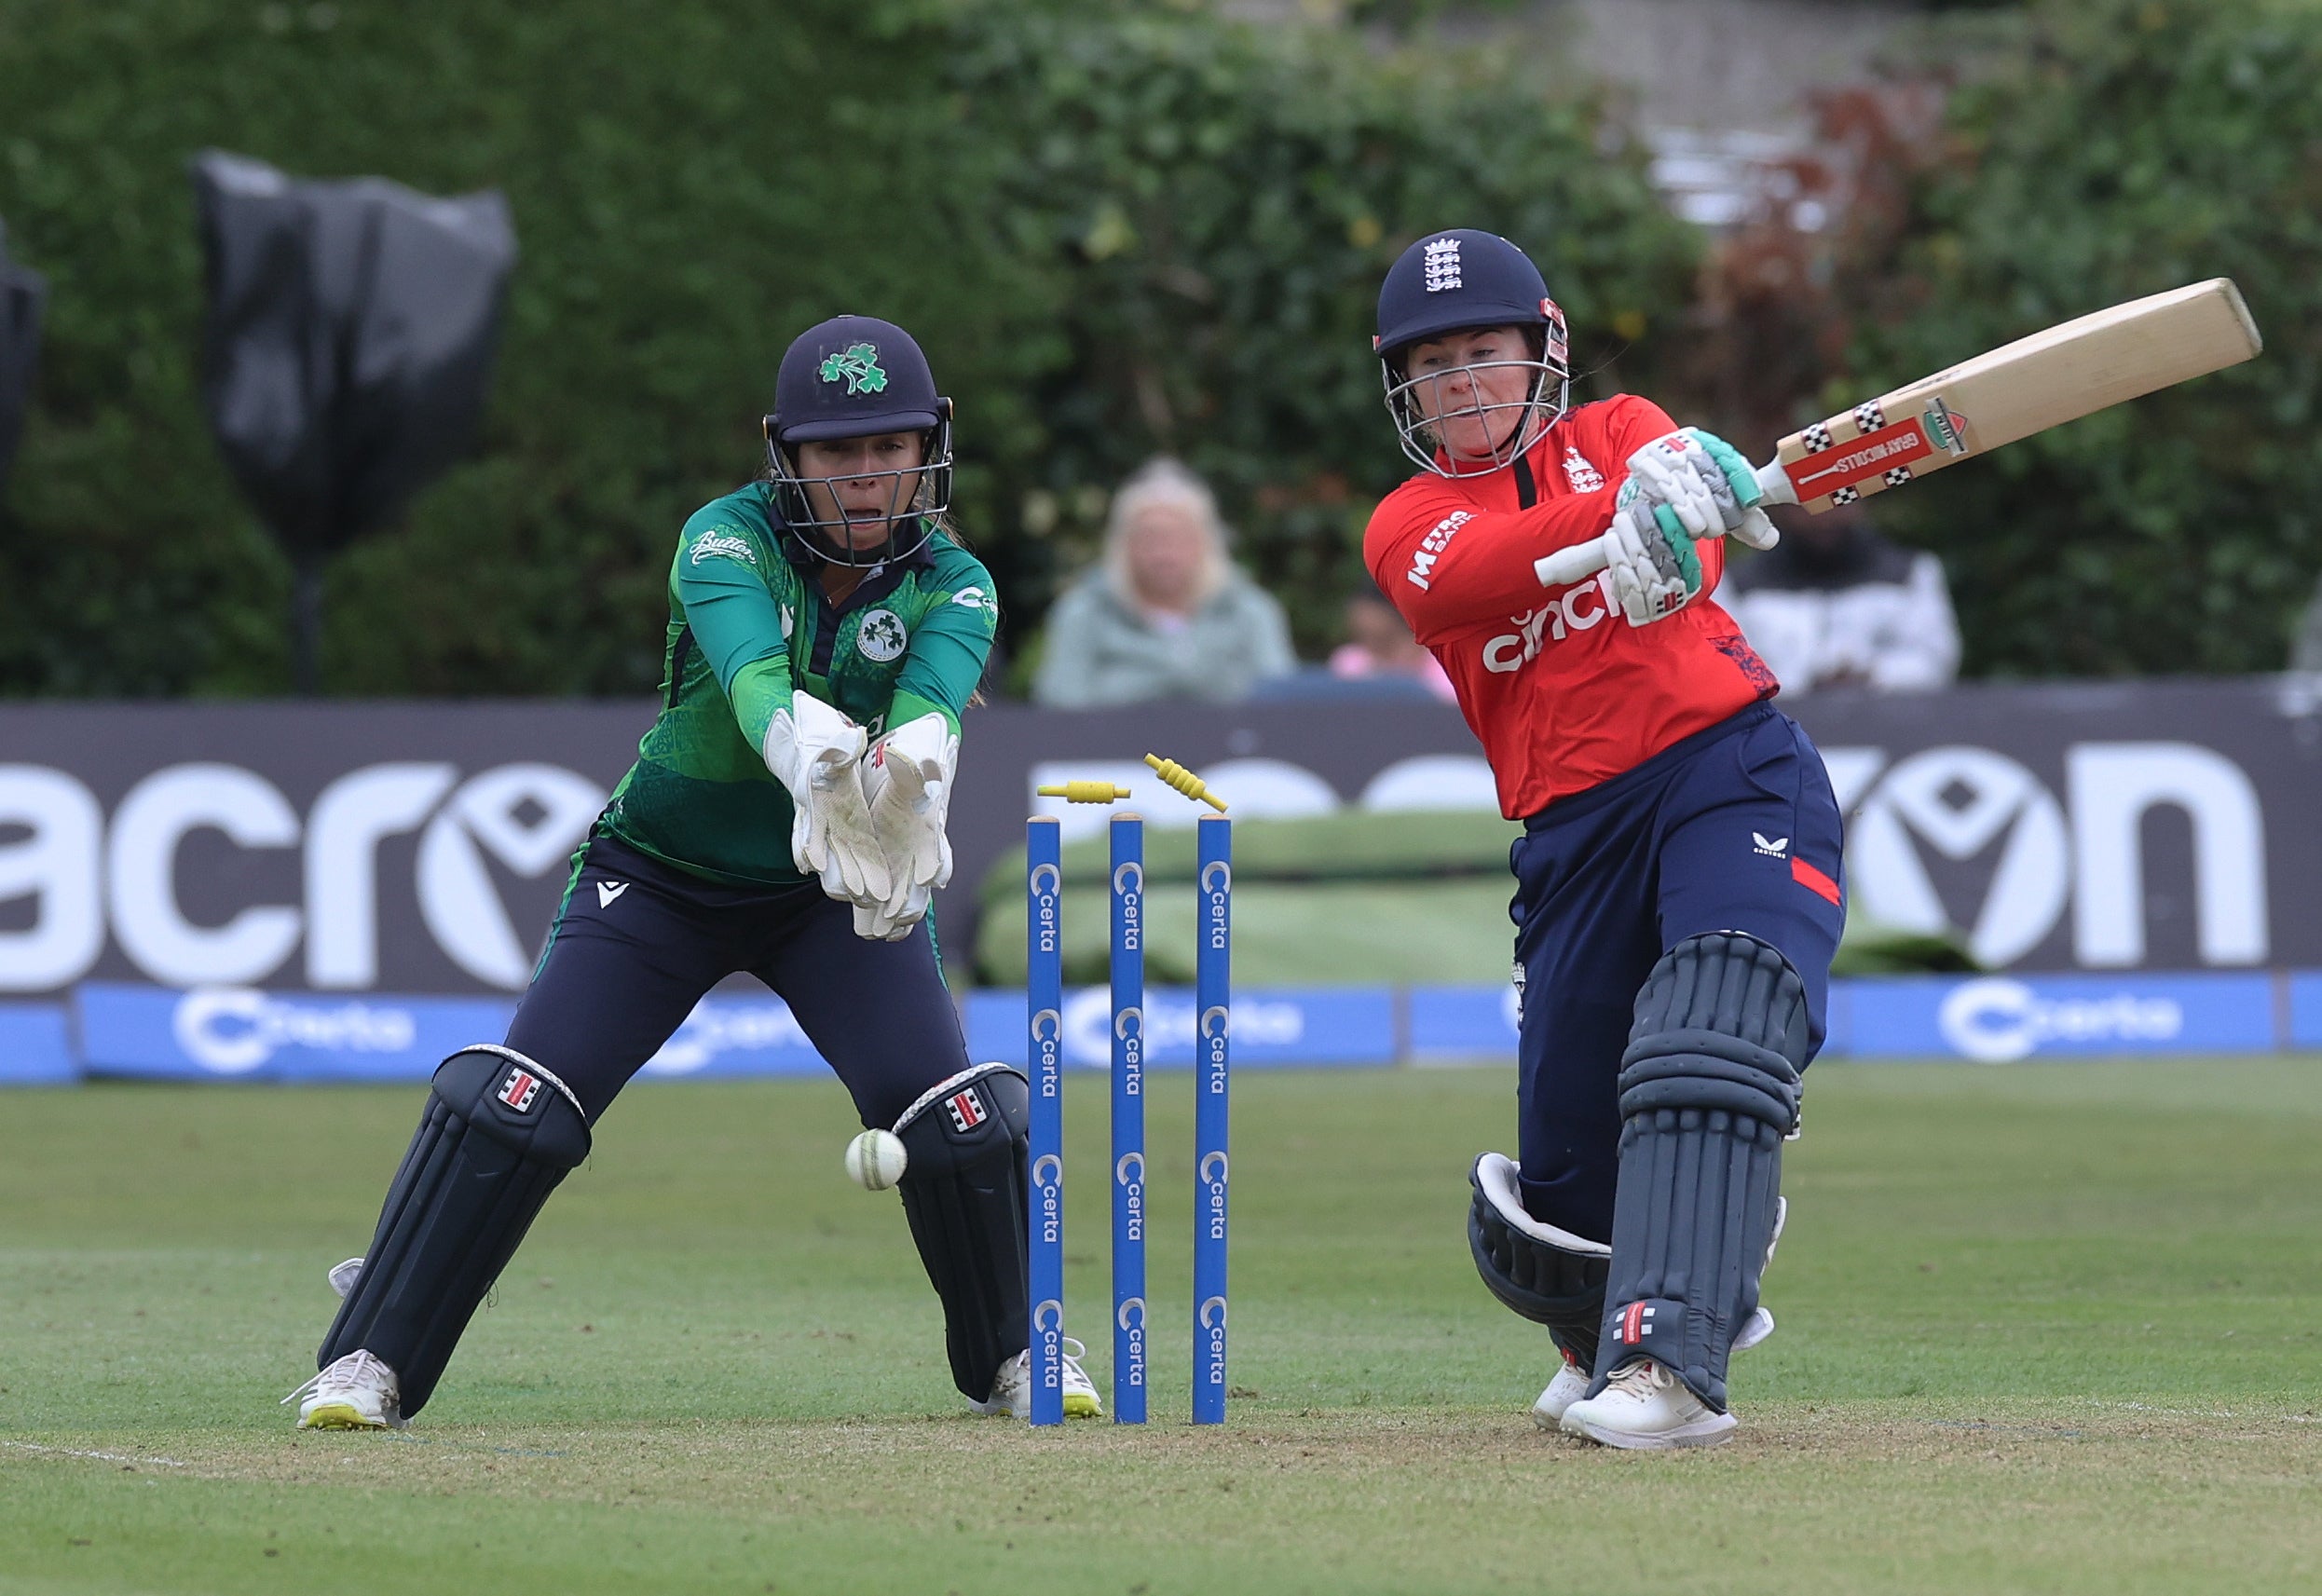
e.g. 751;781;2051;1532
3;678;2315;997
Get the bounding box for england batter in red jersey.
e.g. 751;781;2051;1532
1364;392;1777;820
1371;230;1845;1452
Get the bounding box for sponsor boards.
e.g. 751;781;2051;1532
75;983;512;1082
963;986;1396;1070
0;758;606;996
0;1003;75;1084
64;986;838;1083
1845;973;2274;1062
2289;973;2322;1050
1408;974;2283;1064
5;974;2315;1085
636;997;830;1079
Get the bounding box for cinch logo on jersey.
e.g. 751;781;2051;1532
817;341;887;395
689;529;757;567
855;609;908;662
1405;510;1473;591
1482;571;1621;673
498;1067;542;1113
946;1087;988;1133
1421;235;1461;293
1614;1301;1655;1346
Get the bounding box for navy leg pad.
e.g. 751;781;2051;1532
1593;933;1804;1412
319;1046;591;1417
1468;1153;1610;1370
892;1063;1032;1402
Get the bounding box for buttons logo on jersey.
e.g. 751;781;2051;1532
689;529;757;567
1482;571;1619;673
1561;447;1605;492
855;609;908;662
1405;511;1473;591
817;342;887;396
1421;235;1462;293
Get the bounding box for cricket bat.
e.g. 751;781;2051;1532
1534;277;2262;590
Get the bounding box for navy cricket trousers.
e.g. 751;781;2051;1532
504;831;972;1128
1510;702;1845;1243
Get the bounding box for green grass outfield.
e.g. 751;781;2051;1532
4;1060;2318;1595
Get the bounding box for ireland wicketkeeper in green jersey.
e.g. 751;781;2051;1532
292;317;1099;1435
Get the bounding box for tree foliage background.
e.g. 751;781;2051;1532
1;0;2316;696
0;0;1694;696
1715;0;2321;677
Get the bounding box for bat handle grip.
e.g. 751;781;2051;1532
1754;457;1799;508
1533;538;1609;589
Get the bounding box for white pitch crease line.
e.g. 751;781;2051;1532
2;1440;188;1468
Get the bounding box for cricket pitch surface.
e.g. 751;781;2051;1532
5;1061;2318;1593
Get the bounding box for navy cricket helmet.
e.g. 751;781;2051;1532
1374;230;1569;478
763;314;954;565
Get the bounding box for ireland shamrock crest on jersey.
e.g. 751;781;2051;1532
818;343;888;396
856;608;908;662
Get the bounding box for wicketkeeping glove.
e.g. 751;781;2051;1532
854;711;959;940
762;690;893;906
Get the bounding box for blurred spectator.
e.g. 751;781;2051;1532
1721;502;1959;692
1329;592;1456;702
2291;571;2322;672
1032;457;1295;707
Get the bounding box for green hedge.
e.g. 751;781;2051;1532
0;0;1696;694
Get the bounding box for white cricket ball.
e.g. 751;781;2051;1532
843;1128;908;1191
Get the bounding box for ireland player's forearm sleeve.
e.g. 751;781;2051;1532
677;551;796;755
890;593;995;734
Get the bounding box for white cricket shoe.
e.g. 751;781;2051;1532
1536;1305;1770;1429
972;1337;1102;1419
282;1349;405;1430
1560;1357;1736;1450
1530;1356;1591;1429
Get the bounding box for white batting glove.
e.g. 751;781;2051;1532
1626;429;1776;547
762;691;892;906
1604;490;1704;627
1683;428;1780;551
1624;431;1728;539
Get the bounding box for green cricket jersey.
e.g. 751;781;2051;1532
599;484;998;885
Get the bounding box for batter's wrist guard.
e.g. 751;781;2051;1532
317;1046;591;1418
1593;933;1805;1412
891;1063;1033;1403
1467;1152;1611;1371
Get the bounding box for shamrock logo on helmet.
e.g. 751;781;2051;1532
817;342;889;396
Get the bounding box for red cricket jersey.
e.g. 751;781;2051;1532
1362;394;1778;819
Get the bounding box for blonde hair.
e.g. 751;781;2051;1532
1101;457;1230;611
